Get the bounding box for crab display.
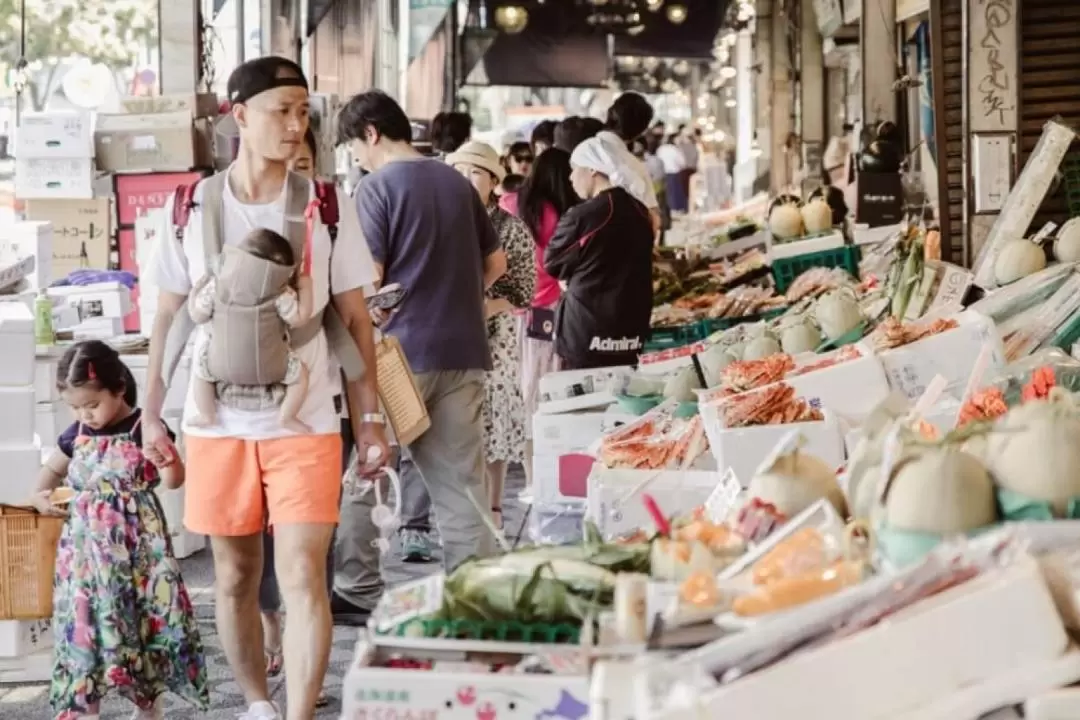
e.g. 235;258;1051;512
599;415;708;470
957;386;1009;427
706;353;796;397
870;316;959;351
788;345;862;377
717;383;824;428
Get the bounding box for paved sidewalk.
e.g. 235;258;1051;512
0;469;530;718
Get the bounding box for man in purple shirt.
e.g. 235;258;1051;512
331;91;507;622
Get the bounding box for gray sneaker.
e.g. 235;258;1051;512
400;528;434;563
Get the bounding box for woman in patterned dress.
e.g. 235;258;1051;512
28;341;208;720
449;141;536;528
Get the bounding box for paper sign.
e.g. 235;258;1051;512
1031;222;1058;244
372;574;445;633
24;198;111;279
704;468;741;524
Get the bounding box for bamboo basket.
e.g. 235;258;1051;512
375;335;431;446
0;505;64;620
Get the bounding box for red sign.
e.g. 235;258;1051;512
118;228;141;333
114;171;206;227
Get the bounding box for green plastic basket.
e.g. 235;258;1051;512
697;307;788;336
376;618;581;644
646;323;706;352
771;245;863;295
1062;153;1080;218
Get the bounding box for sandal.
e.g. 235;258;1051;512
265;646;284;677
316;691;330;708
492;506;503;530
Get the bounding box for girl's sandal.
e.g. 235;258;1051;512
492;506;504;530
265;646;284;677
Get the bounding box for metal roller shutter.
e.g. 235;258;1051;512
1020;0;1080;230
933;0;964;263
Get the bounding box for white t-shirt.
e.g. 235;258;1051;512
657;144;687;174
152;169;379;440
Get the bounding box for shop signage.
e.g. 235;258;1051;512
968;0;1018;133
813;0;844;36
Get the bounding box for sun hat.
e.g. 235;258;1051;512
446;141;506;182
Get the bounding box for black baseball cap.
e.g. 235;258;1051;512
227;56;308;105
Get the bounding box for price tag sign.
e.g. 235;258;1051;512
1031;221;1058;245
704;468;742;524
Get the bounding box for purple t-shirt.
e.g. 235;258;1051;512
356;158;500;373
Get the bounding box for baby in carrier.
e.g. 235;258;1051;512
189;228;313;432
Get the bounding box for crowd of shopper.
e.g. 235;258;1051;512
34;52;688;720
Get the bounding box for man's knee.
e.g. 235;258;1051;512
215;551;262;599
276;551;328;598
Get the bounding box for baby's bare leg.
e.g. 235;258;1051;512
280;359;311;434
190;377;219;427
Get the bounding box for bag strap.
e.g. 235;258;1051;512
199;172;229;270
314;180;339;242
171;183;199;241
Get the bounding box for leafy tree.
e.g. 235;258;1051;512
0;0;157;109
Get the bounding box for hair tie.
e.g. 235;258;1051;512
87;362;96;380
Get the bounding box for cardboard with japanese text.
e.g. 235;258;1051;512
23;198;112;281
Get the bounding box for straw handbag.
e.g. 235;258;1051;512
374;335;430;446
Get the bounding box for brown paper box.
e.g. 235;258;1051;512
23;198;112;278
94;111;198;173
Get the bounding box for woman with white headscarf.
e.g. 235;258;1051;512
544;136;654;370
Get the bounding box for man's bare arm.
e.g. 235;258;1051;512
333;288;381;419
143;290;187;424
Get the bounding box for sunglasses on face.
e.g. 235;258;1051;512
512;153;533;163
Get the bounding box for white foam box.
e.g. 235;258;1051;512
0;619;52;659
0;302;35;387
878;310;1004;402
532;408;636;505
0;221;52;290
15;157;95;200
47;281;133;321
784;344;890;423
0;444;43;505
0;386;35;446
536;365;634;414
769;229;845;260
71;316;125;339
701;407;845;483
666;557;1069;720
585;464;721;539
35;400;71;449
34;353;60;403
14;111;93;158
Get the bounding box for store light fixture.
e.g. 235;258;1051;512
495;5;529;33
719;65;737;79
666;3;687;23
736;2;754;22
645;0;664;10
725;98;736;108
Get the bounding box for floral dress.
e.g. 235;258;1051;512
50;410;208;718
484;205;537;463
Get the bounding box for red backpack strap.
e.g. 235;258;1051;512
314;180;339;243
171;182;199;240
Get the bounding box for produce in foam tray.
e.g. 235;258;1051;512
714;353;795;396
800;197;833;235
742;333;783;361
748;441;847;519
598;409;708;470
868;315;959;351
813;289;864;342
717;383;824;428
767;196;804;240
784;266;857;304
880;445;999;535
1053;217;1080;263
993;237;1049;286
779;317;822;355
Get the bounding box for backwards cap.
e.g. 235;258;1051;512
227;56;309;105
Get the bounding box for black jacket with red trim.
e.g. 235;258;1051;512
544;186;654;369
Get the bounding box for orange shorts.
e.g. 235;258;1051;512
183;433;343;536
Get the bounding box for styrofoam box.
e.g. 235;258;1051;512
47;282;133;320
701;407;845;483
0;302;35;387
35;400;71;449
784;344;890;423
879;310;1004;402
14;112;93;158
0;444;42;505
585;464;721;538
536;365;633;414
662;558;1069;720
0;386;35;446
15;157;95;200
769;230;845;260
532;408;636;505
124;354;191;419
0;221;52;290
34;355;60;402
0;619;52;659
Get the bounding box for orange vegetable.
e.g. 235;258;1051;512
734;561;862;616
751;528;825;586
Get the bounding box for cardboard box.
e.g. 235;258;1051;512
95;111;197;173
14;111;93;158
14;157;94;199
23;198;112;279
114;171;206;226
119;93;219;118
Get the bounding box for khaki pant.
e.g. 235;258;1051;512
333;369;492;610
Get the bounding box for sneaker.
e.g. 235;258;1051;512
399;528;435;563
331;592;372;627
239;700;281;719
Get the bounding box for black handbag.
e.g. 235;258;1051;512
525;306;556;341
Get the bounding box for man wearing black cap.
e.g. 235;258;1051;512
144;56;389;720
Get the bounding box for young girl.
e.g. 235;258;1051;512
29;340;208;720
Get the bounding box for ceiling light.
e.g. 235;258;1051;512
627;23;645;34
645;0;664;11
494;5;529;33
736;3;754;22
719;65;737;79
666;4;687;24
724;31;738;47
642;56;660;71
725;98;736;108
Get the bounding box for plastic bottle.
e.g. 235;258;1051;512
34;291;55;346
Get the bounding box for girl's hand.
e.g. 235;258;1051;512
28;490;66;517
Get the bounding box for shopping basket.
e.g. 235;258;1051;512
0;505;64;620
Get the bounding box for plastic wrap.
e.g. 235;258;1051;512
971;348;1080;405
1000;273;1080;361
967;263;1075;325
528;502;586;546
